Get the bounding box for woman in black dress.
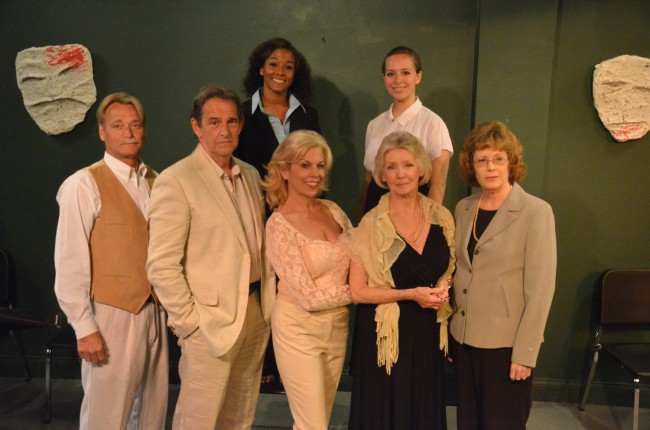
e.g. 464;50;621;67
349;131;455;430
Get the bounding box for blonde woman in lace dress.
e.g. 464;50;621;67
263;130;352;430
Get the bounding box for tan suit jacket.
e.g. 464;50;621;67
146;145;275;357
450;183;556;367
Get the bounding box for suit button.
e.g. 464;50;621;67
461;310;466;316
474;249;479;255
463;289;467;294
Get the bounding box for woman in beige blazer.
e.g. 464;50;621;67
450;121;556;430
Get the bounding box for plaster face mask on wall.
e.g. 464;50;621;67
15;44;97;135
593;54;650;142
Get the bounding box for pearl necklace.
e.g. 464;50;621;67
389;198;425;244
473;185;513;241
472;193;483;241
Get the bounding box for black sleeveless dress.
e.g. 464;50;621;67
348;225;449;430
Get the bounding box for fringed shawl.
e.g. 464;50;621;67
351;193;455;374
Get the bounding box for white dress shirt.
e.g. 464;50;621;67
364;97;454;173
54;152;152;339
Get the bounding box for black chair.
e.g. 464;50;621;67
44;324;78;423
0;248;61;380
579;268;650;430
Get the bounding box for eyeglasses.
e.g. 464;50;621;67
473;155;508;168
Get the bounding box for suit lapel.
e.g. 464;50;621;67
190;147;248;248
460;195;477;265
240;165;264;255
288;107;307;132
476;183;524;247
252;108;280;145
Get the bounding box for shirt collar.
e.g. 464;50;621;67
251;89;263;113
103;152;146;180
251;88;306;115
198;145;240;177
388;97;423;125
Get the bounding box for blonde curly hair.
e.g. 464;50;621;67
262;130;333;209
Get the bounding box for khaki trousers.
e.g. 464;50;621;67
173;291;269;430
272;298;349;430
80;301;169;430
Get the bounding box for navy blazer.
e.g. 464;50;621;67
234;98;321;177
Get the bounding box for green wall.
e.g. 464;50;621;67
1;0;648;407
473;0;650;406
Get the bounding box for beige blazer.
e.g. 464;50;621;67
146;145;275;357
450;183;556;367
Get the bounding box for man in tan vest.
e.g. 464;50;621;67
54;92;168;430
147;85;275;430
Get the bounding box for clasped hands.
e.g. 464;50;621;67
413;281;450;309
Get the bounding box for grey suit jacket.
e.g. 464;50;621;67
450;183;556;367
146;145;275;357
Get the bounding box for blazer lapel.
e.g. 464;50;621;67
240;166;264;255
460;195;477;265
252;108;280;145
476;183;524;247
288;107;307;132
190;146;248;248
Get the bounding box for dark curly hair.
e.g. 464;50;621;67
242;38;313;103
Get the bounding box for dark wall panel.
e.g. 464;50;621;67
0;0;476;375
3;0;648;406
541;0;650;403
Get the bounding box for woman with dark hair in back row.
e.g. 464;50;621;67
235;37;321;179
235;37;322;387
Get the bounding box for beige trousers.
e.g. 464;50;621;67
272;298;349;430
80;301;168;430
173;291;269;430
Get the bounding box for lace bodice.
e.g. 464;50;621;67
265;200;352;311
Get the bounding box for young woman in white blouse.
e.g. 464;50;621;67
263;130;352;430
360;46;454;215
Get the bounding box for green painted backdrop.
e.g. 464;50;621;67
1;0;648;406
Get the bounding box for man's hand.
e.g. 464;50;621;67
77;331;108;363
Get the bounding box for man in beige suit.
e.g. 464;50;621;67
147;85;275;430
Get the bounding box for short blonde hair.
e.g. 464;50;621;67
96;92;145;126
458;121;527;187
263;130;333;209
373;131;431;189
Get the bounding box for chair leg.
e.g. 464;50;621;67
44;347;52;423
10;329;31;381
579;349;600;410
632;378;639;430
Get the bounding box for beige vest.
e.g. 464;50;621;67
88;160;156;314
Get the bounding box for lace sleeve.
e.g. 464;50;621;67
266;214;351;311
